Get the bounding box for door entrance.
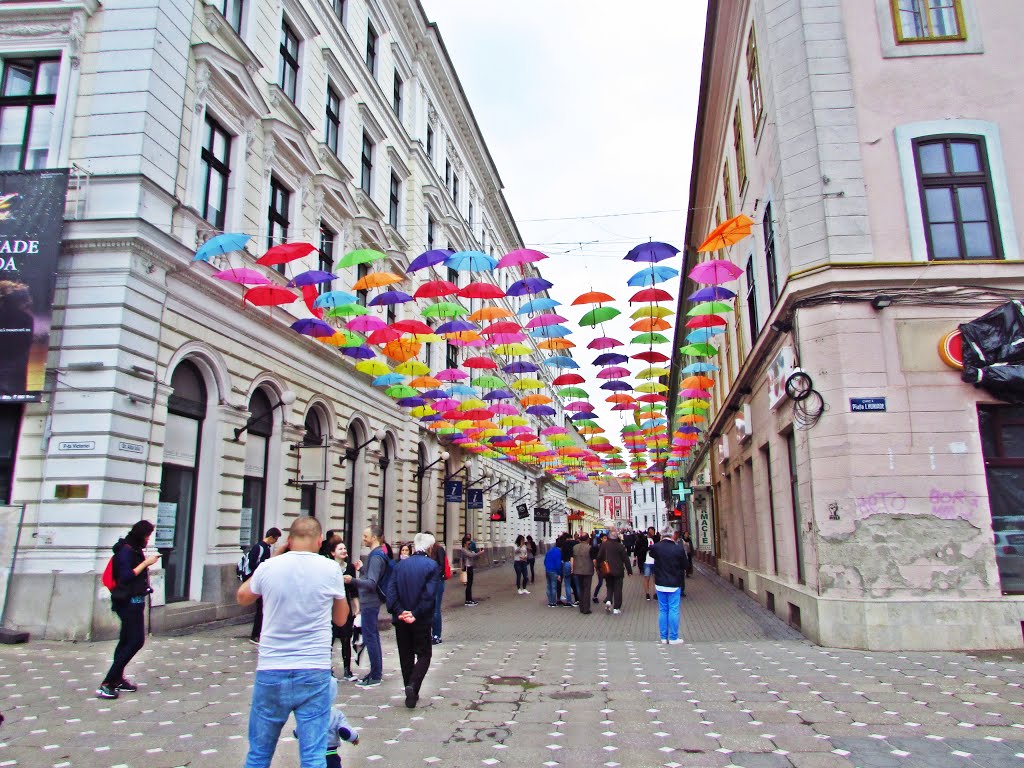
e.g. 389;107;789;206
978;405;1024;594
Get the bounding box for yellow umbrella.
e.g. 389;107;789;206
494;343;532;356
631;306;674;319
578;425;605;435
636;367;671;379
499;416;529;427
412;333;443;343
678;414;706;424
353;271;402;290
635;381;669;393
679;398;710;408
394;360;430;375
510;378;544;390
355;359;391;376
459;398;487;409
410;405;437;418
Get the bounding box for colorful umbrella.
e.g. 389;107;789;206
558;386;589;398
290;318;336;337
464;356;498;369
588;337;623;350
538;338;574;350
631;306;674;319
256;242;316;266
342;345;376;359
543;355;578;368
525;313;568;329
391;319;433;335
600;381;632;391
468;306;513;322
631;332;670;345
507;277;553;296
624;241;680;263
685;315;728;329
632;350;670;363
688;301;734;316
686;327;725;343
414;280;459;299
381;340;421;362
580;307;621;326
314;290;359;308
436;319;475;334
572;291;615;305
493;343;532;356
355;360;391;376
637;367;671;379
372;373;405;387
496;249;548;268
629;288;673;303
408;248;454;272
480;321;523;336
597;366;631;379
626;265;680;286
518;298;561;314
194;232;251;261
678;343;719;356
552;373;585;385
369;290;413;306
689;286;737;302
385;385;419;398
336;248;387;268
394;360;430;375
528;325;572;338
682;362;719;374
446;250;497;271
353;271;402;290
630;318;671;332
689;259;744;285
459;282;505;300
422;302;468;319
697;214;755;252
243;286;298;306
503;361;540;374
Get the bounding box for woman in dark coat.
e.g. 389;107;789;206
595;531;632;613
97;520;160;699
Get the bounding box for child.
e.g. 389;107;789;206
295;677;359;767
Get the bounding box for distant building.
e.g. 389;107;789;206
597;477;633;531
630;479;666;532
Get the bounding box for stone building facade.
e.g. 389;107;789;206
675;0;1024;650
0;0;565;639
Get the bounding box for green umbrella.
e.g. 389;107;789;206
339;330;364;347
336;248;387;268
325;303;368;318
422;302;468;318
679;343;719;356
557;386;589;398
471;375;506;388
574;419;600;428
579;306;621;326
621;425;642;433
631;332;671;345
638;405;666;414
687;301;734;316
385;384;419;398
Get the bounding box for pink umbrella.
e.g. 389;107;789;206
565;401;595;412
688;259;743;285
433;398;460;411
612;403;640;411
213;268;271;285
679;388;712;399
542;426;569;435
597;366;631;379
451;337;485;347
496;248;548;268
347;316;387;333
587;336;623;350
487;332;526;344
507;426;534;435
490;403;519;415
436;368;468;381
525;313;568;328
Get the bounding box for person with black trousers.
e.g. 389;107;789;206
525;535;538;583
97;520;160;699
330;540;359;681
245;527;282;643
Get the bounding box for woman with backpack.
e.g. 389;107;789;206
97;520;160;699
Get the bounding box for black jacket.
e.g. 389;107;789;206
633;535;649;564
649;539;688;589
110;539;151;602
385;552;440;622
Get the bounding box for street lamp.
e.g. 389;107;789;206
344;428;387;462
233;390;296;441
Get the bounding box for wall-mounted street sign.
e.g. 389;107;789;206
533;507;550;522
444;480;463;503
57;441;95;451
850;397;886;413
467;488;483;509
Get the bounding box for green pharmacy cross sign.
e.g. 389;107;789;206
672;485;693;503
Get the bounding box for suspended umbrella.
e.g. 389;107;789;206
636;382;669;393
538;338;574;350
686;327;725;343
385;385;419;399
638;393;668;403
503;361;539;374
686;315;728;329
629;287;673;303
194;232;251;261
600;380;632;391
631;305;674;319
391;319;433;335
572;291;615;306
697;214;755;252
243;286;298;306
290;318;336;337
679;387;712;399
325;303;368;318
342;345;376;359
591;353;626;366
367;328;401;345
510;377;544;391
525;313;568;328
579;307;621;326
493;343;532;356
464;356;498;369
678;414;706;425
471;374;506;388
336;248;387;268
480;321;523;336
606;393;636;404
482;389;516;401
394;360;430;376
433;369;466;382
419;388;449;399
407;248;455;273
679;343;719;356
689;301;735;316
631;332;671;345
410;375;443;389
353;271;402;290
632;350;670;363
596;366;631;379
422;302;469;319
507;277;553;297
636;366;671;379
689;259;744;285
689;286;738;302
624;241;680;263
410;406;437;418
528;325;572;338
213;268;270;285
630;317;671;332
558;386;589;399
370;290;413;306
381;340;421;362
520;394;553;406
588;337;623;350
552;373;585;385
496;248;548;269
447;332;485;346
682;362;719;374
517;298;561;315
436;319;475;335
355;359;391;376
256;241;316;266
313;290;359;309
491;404;520;416
372;373;405;387
459;282;505;300
414;280;459;299
626;265;680;286
543;355;578;368
445;250;497;272
469;306;513;322
396;398;428;409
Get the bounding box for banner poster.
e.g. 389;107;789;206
466;488;483;509
533;507;550;522
0;170;70;402
516;503;529;519
489;497;505;522
444;480;463;503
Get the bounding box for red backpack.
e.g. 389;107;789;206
444;555;452;580
101;556;116;592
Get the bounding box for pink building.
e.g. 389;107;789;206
675;0;1024;649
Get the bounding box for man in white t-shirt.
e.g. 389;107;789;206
237;516;349;768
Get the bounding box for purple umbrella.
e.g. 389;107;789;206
592;353;629;366
287;270;336;287
689;286;737;302
421;414;443;423
397;397;427;407
369;290;414;306
342;345;376;359
482;389;515;401
420;389;449;399
570;411;598;420
291;318;336;337
624;241;680;263
408;249;454;272
600;381;633;391
526;405;557;417
507;276;554;296
597;366;631;379
503;361;540;373
436;319;476;334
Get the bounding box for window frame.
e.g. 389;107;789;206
278;19;300;103
746;29;764;135
267;175;291;272
745;256;759;344
221;0;244;35
392;69;403;120
763;202;779;309
330;0;345;25
452;172;459;206
426;124;434;160
318;221;335;296
891;0;966;43
734;103;747;194
360;130;374;196
0;56;60;171
388;170;401;229
912;134;1002;261
365;20;378;76
722;160;734;220
199;114;232;231
427;214;435;250
324;83;341;155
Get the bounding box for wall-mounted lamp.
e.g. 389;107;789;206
345;427;386;461
870;295;894;310
418;450;450;478
233;390;296;441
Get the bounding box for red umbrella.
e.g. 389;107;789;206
685;315;728;329
587;336;623;350
629;288;673;303
256;242;316;266
446;408;495;421
459;282;505;299
480;321;523;336
243;286;299;306
552;373;586;385
632;350;670;363
368;328;402;344
413;280;459;299
637;394;668;403
391;319;433;335
463;356;498;369
300;284;324;319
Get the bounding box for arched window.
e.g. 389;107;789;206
241;389;273;551
300;407;326;518
160;360;207;603
343;423;366;553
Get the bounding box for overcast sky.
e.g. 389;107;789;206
419;1;709;457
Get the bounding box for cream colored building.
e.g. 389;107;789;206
0;0;566;639
674;0;1024;650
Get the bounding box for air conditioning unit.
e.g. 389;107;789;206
717;436;730;463
735;404;752;442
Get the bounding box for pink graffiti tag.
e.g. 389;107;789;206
854;491;906;516
930;488;980;519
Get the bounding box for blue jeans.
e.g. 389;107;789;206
361;604;382;680
244;668;331;768
561;562;573;603
432;581;444;640
514;561;529;589
657;588;681;641
545;570;559;605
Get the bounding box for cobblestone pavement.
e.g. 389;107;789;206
0;563;1022;768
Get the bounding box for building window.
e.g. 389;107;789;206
318;222;334;296
360;131;373;196
366;21;378;75
722;161;734;219
330;0;344;23
200;115;231;230
892;0;965;42
452;173;459;206
356;262;369;306
426;124;434;159
446;341;458;369
427;214;435;250
325;84;341;154
914;136;1000;260
746;30;764;133
745;256;758;341
447;266;459;288
267;176;290;273
392;70;403;119
763;202;779;308
278;20;300;103
222;0;243;34
445;158;451;189
387;303;397;325
734;104;747;193
0;406;21;503
785;431;805;585
388;171;400;228
467;201;474;230
0;57;59;171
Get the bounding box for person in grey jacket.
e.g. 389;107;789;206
344;524;388;687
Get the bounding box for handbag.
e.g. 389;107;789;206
599;560;611;577
459;569;468;584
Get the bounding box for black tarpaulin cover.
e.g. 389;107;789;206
961;300;1024;403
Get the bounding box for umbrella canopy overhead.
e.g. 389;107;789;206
194;232;251;261
588;336;623;350
580;306;621;326
243;286;298;306
446;250;497;272
413;280;459;299
407;248;454;272
290;318;335;337
629;287;674;303
688;259;743;285
624;241;680;263
256;242;316;266
213;268;270;285
697;214;755;252
369;290;413;306
497;248;548;268
626;265;680;286
518;297;561;314
459;282;505;300
336;248;387;268
353;271;402;290
507;276;553;296
689;285;737;302
314;290;359;308
572;290;615;306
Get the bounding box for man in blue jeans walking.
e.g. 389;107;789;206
347;524;389;687
237;516;349;768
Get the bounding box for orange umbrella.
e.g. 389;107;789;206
468;306;513;322
520;394;553;406
605;393;636;404
681;374;715;389
381;339;421;362
538;338;575;350
353;271;402;290
572;291;615;306
409;376;442;388
697;214;755;252
630;317;671;332
677;414;705;424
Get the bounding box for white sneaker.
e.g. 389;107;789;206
516;589;523;594
669;639;684;645
612;609;621;615
522;589;530;594
605;601;612;612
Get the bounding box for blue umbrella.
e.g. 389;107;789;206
543;355;579;368
686;327;725;343
592;353;629;366
445;250;497;271
682;362;719;374
373;373;406;387
626;265;680;286
287;270;336;287
624;241;680;263
526;405;557;417
342;345;376;359
688;286;737;302
369;290;413;306
194;232;250;261
600;381;632;391
482;389;516;401
528;325;571;338
507;277;553;296
641;419;667;428
503;361;540;373
446;384;477;397
408;249;454;272
314;290;358;308
517;298;561;314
